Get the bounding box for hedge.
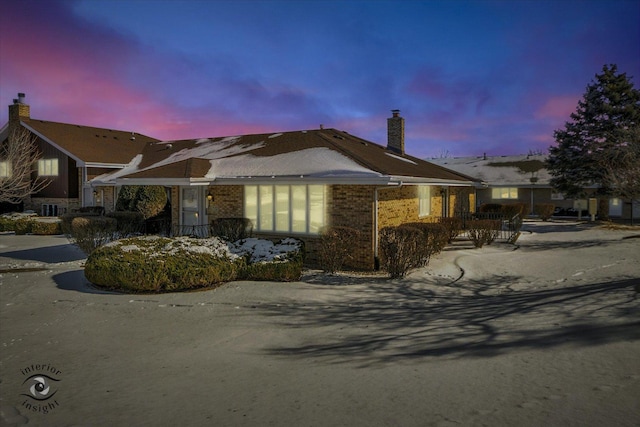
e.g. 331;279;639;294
84;236;304;292
318;226;360;273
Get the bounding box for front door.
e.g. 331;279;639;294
180;187;206;236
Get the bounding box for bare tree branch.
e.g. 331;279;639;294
0;128;51;204
597;126;640;201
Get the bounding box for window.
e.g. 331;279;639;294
492;187;518;200
0;161;11;178
418;185;431;217
551;192;564;200
245;185;325;234
38;159;59;176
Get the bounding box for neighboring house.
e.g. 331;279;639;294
0;93;158;215
430;154;639;219
94;110;478;270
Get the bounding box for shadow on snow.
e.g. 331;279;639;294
256;276;640;366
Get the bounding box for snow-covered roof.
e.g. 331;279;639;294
93;129;478;186
429;154;552;186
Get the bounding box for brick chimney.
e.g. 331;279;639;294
387;109;404;154
9;93;30;131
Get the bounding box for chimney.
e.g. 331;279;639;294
9;92;30;128
387;109;404;154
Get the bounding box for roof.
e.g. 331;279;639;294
96;129;478;186
20;118;158;166
429;154;552;186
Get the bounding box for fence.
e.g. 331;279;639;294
454;211;522;243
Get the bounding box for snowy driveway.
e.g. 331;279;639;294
1;222;639;426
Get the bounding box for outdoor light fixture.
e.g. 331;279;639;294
207;192;214;202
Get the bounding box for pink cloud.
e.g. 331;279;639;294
534;95;580;120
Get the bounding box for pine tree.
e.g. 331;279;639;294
547;64;640;198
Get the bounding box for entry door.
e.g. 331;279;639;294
181;187;203;226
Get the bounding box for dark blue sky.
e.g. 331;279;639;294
1;0;638;157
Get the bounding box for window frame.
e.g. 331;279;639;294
38;158;59;177
245;184;325;235
418;185;431;217
491;187;519;200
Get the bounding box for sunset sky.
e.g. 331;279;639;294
1;0;638;158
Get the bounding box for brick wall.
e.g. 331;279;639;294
206;185;244;221
23;197;79;216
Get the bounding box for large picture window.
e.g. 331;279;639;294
38;159;59;176
418;185;431;217
492;187;518;200
245;185;326;234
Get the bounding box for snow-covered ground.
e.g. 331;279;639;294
0;221;638;426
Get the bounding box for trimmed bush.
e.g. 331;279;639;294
211;218;253;241
467;219;502;248
0;213;38;234
107;211;145;236
85;236;244;292
32;221;62;235
379;226;422;278
114;186;138;212
225;237;303;281
403;222;449;266
116;185;168;219
479;203;502;213
534;203;555;221
13;218;34;235
0;217;12;232
502;203;528;218
319;226;361;273
438;217;463;243
84;236;305;292
64;216;118;255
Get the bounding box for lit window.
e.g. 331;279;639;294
492;187;518;200
38;159;59;176
0;161;11;178
245;185;325;234
551;192;564;200
418;186;431;217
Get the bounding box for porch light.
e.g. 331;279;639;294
207;192;214;202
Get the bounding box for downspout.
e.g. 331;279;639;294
374;181;403;267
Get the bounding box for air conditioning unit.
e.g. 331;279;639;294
41;204;59;217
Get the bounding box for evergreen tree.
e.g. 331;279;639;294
547;64;640;198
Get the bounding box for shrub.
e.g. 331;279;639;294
84;236;304;292
534;203;555;221
210;218;253;241
438;217;463;243
13;218;34;235
65;216;118;255
107;211;145;236
479;203;502;213
240;249;304;281
135;186;168;219
226;237;303;281
116;185;167;219
0;217;12;232
379;226;421;278
31;221;62;235
403;222;449;266
467;219;502;248
85;236;244;292
319;226;360;273
502;203;528;218
115;186;137;211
